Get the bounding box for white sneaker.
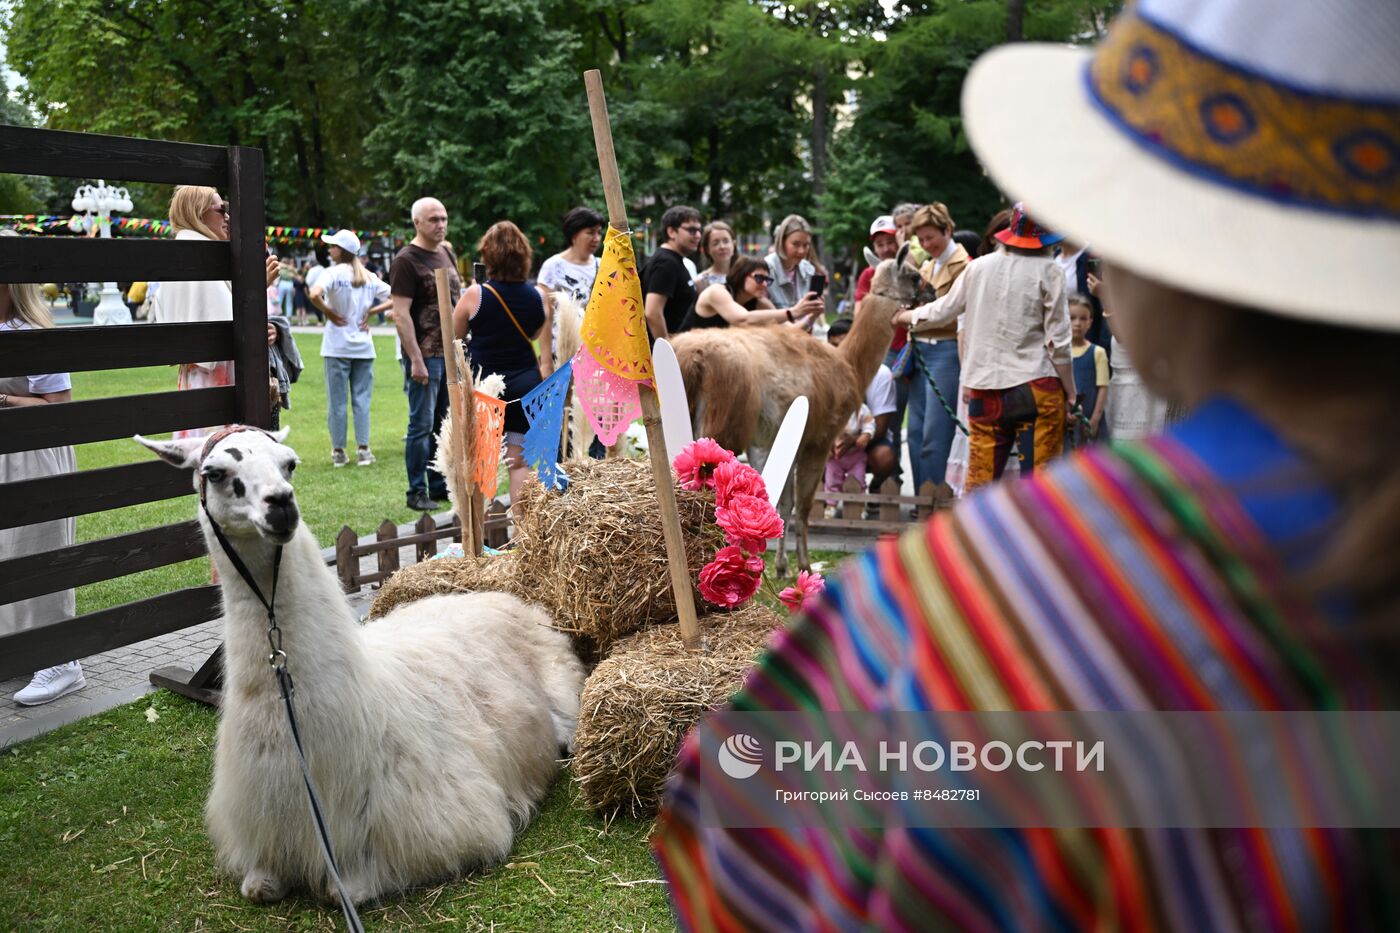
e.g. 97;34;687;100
331;449;350;468
14;662;86;706
356;447;375;467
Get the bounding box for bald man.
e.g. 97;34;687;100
389;197;462;511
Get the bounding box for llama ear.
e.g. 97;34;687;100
134;434;204;469
270;426;291;444
895;242;913;269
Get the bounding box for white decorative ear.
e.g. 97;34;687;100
134;434;204;469
271;426;291;444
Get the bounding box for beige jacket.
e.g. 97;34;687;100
909;242;969;341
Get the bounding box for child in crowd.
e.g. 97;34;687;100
1067;292;1108;448
824;402;874;517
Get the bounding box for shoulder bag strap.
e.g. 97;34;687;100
481;282;536;350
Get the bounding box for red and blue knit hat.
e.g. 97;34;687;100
994;203;1065;249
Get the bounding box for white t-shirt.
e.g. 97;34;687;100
304;263;328;291
2;319;72;393
866;364;897;417
317;264;390;359
537;253;600;305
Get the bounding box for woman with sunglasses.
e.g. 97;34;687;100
152;186;279;439
679;255;821;330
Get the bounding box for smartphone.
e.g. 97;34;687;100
1085;258;1102;274
473;262;486;284
809;273;827;297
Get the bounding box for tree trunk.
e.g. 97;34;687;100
810;66;829;199
1007;0;1026;42
707;123;723;215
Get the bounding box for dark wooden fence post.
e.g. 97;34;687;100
376;519;400;580
335;525;358;593
878;477;902;523
414;513;436;562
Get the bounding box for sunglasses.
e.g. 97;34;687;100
208;203;230;218
751;273;774;285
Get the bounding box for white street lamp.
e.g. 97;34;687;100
72;179;135;325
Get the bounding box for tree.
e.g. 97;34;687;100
7;0;378;224
353;0;592;248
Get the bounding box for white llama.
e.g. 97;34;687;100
136;427;585;906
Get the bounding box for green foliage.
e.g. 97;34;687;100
4;0;1121;247
814;133;887;265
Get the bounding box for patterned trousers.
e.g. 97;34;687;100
966;376;1067;491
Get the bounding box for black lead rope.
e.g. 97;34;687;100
203;507;365;933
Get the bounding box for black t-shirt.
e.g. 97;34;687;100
640;246;696;336
388;243;462;358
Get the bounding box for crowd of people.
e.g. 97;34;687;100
3;179;1176;708
2;2;1395;927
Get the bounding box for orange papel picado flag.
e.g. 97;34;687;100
580;225;653;382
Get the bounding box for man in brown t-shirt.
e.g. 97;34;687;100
390;196;462;511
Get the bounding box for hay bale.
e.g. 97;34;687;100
369;551;525;619
571;604;784;817
511;457;723;655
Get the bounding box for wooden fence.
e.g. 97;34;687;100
0;126;268;691
332;504;511;595
807;477;954;535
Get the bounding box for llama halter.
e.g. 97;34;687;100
196;427;365;933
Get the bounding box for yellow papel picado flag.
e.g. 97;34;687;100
580;225;653;382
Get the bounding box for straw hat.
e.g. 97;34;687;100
961;0;1400;331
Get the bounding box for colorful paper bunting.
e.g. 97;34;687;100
580;225;652;382
521;358;573;489
574;345;641;447
472;391;507;491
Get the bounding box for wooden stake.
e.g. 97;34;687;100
435;268;483;556
584;69;703;652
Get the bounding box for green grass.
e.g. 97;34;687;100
13;339;863;929
72;334;437;614
0;694;671;932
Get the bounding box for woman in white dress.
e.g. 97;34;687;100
0;271;83;705
1089;272;1169;439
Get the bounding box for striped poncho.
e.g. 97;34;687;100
654;398;1396;932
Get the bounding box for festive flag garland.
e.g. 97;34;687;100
521;358;574;489
0;214;401;245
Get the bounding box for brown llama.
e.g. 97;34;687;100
673;247;921;575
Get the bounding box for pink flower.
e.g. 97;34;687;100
698;545;764;607
715;493;784;553
712;459;767;509
777;570;826;614
673;437;736;490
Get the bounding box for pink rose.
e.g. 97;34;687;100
715;493;784;553
673;437;736;490
712;459;767;509
698;545;764;607
777;569;826;614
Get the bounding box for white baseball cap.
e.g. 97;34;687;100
868;215;898;238
321;229;361;254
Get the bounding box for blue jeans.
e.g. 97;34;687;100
325;356;374;449
402;356;449;497
906;339;961;490
882;347;910;488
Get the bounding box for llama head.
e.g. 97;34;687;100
136;427;302;544
869;242;922;307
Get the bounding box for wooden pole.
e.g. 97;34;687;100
435;268;483;556
584;69;703;652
